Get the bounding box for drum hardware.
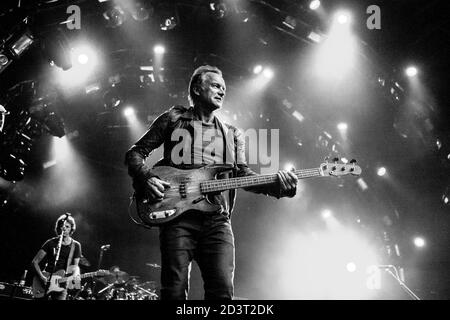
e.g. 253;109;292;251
93;265;160;300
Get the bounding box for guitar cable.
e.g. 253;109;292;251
128;193;154;230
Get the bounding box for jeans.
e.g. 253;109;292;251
159;210;235;300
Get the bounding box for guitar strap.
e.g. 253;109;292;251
65;240;75;274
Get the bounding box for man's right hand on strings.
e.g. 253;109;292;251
145;177;171;202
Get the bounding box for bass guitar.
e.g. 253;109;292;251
134;160;361;227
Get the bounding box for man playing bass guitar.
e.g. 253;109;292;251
125;65;298;300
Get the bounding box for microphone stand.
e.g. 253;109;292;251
44;224;66;298
384;266;420;300
93;246;107;297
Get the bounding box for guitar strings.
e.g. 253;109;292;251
151;169;321;195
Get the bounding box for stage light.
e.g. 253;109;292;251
307;31;322;43
52;136;70;161
103;87;121;109
130;0;153;21
154;45;165;54
103;5;126;28
405;66;418;77
7;30;34;58
292;110;304;122
335;11;351;25
337;122;348;131
442;187;449;205
356;177;368;191
253;65;263;74
0;17;35;74
321;209;332;219
263;68;274;79
0;27;34;74
309;0;321;10
413;237;425;248
72;46;97;67
52;43;99;86
123;107;135;117
209;1;228;19
77;53;89;65
41;28;72;70
377;167;386;177
346;262;356;273
314;12;356;79
43;111;65;138
161;16;177;30
0;52;10;68
283;16;297;30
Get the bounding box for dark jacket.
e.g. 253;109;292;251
124;105;295;215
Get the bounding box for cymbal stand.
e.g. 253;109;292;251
135;285;158;298
93;245;108;295
97;283;114;294
97;283;115;298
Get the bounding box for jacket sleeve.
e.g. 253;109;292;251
233;127;296;199
124;111;170;186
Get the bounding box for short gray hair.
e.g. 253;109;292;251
188;65;222;106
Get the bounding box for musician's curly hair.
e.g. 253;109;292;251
188;65;223;106
54;213;76;236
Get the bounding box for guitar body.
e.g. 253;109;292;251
136;165;233;226
32;265;80;298
32;269;66;298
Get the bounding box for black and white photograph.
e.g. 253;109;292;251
0;0;449;310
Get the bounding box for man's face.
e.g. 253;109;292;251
196;72;226;110
62;222;72;236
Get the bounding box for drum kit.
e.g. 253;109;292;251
70;258;160;300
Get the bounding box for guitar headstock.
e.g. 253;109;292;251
320;159;362;177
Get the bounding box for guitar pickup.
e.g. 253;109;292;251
179;183;187;198
149;209;176;220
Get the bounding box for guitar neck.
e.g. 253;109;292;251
60;271;102;283
200;168;322;193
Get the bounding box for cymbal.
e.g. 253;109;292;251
145;263;161;268
79;256;91;267
100;266;130;284
126;276;141;285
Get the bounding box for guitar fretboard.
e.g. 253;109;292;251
200;168;321;193
59;271;106;284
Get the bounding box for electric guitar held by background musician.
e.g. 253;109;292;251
133;159;362;227
32;265;109;299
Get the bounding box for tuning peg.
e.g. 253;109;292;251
333;157;340;163
324;156;330;163
350;159;357;164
